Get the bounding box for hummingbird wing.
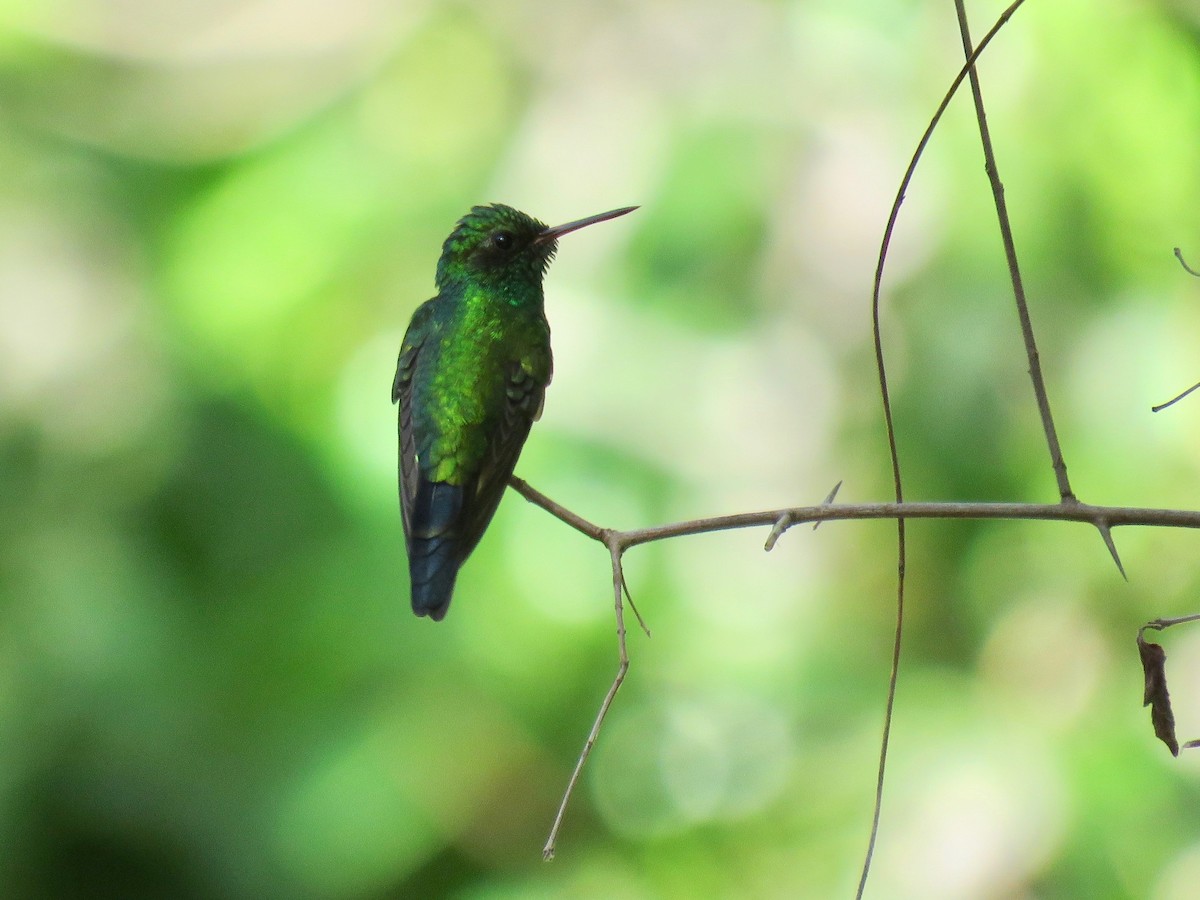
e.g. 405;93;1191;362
392;298;436;543
454;358;549;560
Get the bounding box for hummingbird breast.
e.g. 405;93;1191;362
415;286;552;486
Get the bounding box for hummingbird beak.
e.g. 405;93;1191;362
534;206;638;244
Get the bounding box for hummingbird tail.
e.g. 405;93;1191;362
407;480;464;621
409;535;459;620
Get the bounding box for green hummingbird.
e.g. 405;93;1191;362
392;203;637;620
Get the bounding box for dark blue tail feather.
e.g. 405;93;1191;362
407;480;464;621
409;534;459;620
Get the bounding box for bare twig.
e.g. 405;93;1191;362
1175;247;1200;277
509;476;605;540
542;533;631;860
856;515;905;900
513;473;1200;857
952;1;1136;589
616;499;1200;544
954;0;1074;504
1150;250;1200;410
1143;612;1200;632
1152;382;1200;413
859;6;1024;883
869;0;1027;343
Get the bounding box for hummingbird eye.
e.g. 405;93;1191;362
491;231;514;251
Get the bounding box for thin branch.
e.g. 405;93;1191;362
1175;247;1200;277
515;478;1200;857
870;0;1026;333
509;474;647;629
858;10;1027;883
856;509;905;900
954;0;1074;503
1143;612;1200;632
1152;381;1200;413
508;475;637;858
542;533;631;860
512;480;1200;556
1150;250;1200;410
612;499;1200;547
510;475;605;540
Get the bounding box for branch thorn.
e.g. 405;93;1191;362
764;512;792;552
814;480;843;531
1096;521;1127;581
621;571;651;638
764;481;842;551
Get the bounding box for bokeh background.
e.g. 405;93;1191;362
4;0;1200;896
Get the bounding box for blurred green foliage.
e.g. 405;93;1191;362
4;0;1200;897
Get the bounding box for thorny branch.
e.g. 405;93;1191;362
512;476;1200;857
512;480;1200;548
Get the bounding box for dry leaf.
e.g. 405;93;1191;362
1138;631;1179;757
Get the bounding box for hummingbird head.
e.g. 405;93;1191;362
434;203;637;293
436;204;550;291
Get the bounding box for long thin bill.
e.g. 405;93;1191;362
535;206;638;243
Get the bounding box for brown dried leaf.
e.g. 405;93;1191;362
1138;631;1179;757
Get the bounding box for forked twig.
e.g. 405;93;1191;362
541;534;630;860
513;474;1200;858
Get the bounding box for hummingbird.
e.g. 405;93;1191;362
392;203;637;621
